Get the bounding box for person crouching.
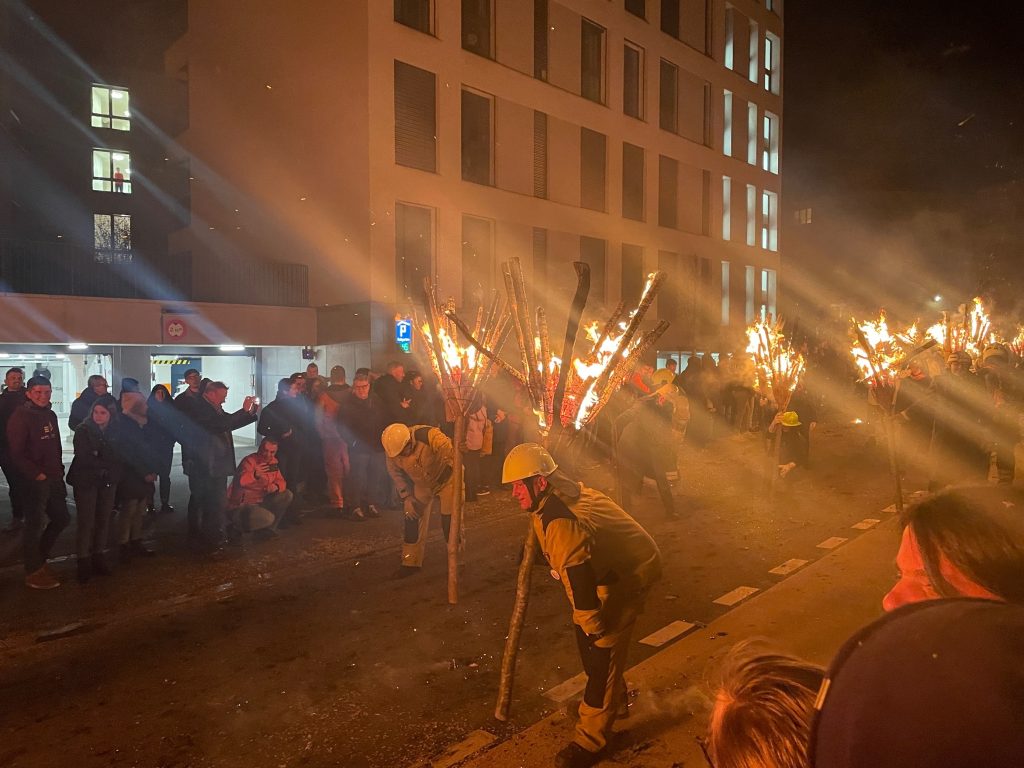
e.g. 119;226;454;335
227;438;293;539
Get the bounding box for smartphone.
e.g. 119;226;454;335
253;397;261;405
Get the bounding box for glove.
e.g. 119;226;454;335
403;498;420;520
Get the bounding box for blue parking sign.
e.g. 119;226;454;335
395;316;413;353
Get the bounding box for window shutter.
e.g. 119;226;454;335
394;61;437;172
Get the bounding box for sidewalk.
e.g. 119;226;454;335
452;516;899;768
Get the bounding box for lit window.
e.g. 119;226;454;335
92;149;131;193
761;268;777;317
93;213;131;261
721;261;730;325
795;207;813;224
762;111;779;173
722;176;732;241
745;265;755;322
722;90;732;156
764;32;780;94
747;102;757;165
724;8;734;70
746;184;756;245
761;190;778;251
91;85;130;131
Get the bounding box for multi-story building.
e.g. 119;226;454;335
169;0;783;367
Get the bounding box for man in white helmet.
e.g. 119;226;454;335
382;422;460;577
502;443;662;768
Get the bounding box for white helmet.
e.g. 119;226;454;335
502;443;558;484
382;423;412;458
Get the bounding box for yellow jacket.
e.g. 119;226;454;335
386;425;454;498
533;483;662;638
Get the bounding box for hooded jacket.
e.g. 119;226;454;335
6;401;64;480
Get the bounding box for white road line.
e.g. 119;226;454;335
851;518;881;530
639;620;696;647
713;586;759;606
427;729;497;768
817;536;847;550
543;672;587;703
769;558;808;576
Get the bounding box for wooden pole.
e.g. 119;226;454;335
883;412;904;513
447;412;467;604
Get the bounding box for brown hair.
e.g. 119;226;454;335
902;485;1024;603
707;642;824;768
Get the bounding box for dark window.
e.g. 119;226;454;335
462;0;492;57
395;0;431;33
461;89;493;185
534;0;548;80
622;142;645;221
581;19;605;103
623;43;643;119
626;0;645;19
394;61;436;172
462;215;494;308
396;203;433;300
659;59;678;133
661;0;680;38
621;244;644;305
658;155;677;228
658;250;680;322
580;236;606;302
580;128;607;211
534;111;548;199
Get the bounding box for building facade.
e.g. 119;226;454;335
170;0;783;366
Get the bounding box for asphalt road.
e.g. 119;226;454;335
0;417;901;768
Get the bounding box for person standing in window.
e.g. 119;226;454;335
113;166;125;193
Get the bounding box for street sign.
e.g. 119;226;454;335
395;316;413;353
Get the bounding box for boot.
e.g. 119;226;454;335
92;554;111;576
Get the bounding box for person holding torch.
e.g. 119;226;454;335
503;443;662;768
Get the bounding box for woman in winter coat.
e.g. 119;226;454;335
145;384;177;515
67;400;123;582
114;379;158;562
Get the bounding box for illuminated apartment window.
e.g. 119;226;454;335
746;184;756;245
461;88;493;185
761;268;777;317
92;149;131;193
581;18;606;104
722;90;732;156
721;261;730;325
622;143;645;221
93;213;131;261
795;207;813;224
761;190;778;251
623;41;644;119
626;0;645;20
748;20;759;84
747;102;757;165
395;202;434;299
762;111;779;173
722;176;731;240
724;8;734;70
394;61;437;172
659;59;678;133
91;85;130;131
395;0;432;34
764;32;780;94
462;0;492;58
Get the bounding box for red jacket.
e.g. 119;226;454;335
228;453;286;509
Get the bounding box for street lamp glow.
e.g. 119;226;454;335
933;294;942;303
219;344;245;352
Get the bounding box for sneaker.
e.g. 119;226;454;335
25;566;60;590
477;487;491;496
555;743;604;768
349;507;367;522
146;505;157;516
366;504;381;518
159;505;176;515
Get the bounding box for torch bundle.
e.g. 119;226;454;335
851;311;908;409
745;314;806;413
925;297;994;365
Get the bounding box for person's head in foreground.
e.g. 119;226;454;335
706;641;825;768
810;598;1024;767
883;485;1024;610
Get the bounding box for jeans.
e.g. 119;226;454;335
24;476;71;573
347;451;385;510
192;475;228;545
230;489;293;532
73;483;116;560
118;495;147;544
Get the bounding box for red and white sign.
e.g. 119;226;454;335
164;316;188;342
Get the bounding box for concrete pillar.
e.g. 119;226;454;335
110;346;152;395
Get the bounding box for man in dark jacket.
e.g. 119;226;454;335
7;376;71;589
187;381;258;552
257;375;310;523
68;374;110;431
373;361;412;425
0;367;27;533
339;374;387;521
174;368;204;536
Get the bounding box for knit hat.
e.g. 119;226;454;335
810;598;1024;768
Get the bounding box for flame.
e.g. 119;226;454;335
420;322;477;376
850;312;906;388
746;317;805;406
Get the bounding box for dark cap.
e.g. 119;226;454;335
183;368;201;378
26;375;51;389
810;598;1024;768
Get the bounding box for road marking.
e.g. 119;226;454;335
851;518;881;530
543;672;587;703
429;729;497;768
713;586;759;606
882;504;897;513
769;558;808;576
817;537;847;550
639;620;696;647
